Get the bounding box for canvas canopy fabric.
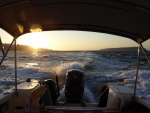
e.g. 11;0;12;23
0;0;150;43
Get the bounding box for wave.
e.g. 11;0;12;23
124;70;150;98
55;62;84;76
1;51;150;102
26;63;38;66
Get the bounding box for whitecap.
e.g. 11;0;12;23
55;62;84;76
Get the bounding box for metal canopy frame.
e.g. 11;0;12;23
0;37;17;94
0;0;150;98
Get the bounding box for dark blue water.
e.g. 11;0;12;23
0;51;150;102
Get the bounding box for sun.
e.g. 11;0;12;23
28;36;47;48
18;32;49;49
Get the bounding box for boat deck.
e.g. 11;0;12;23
135;96;150;109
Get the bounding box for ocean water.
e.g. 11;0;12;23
0;51;150;102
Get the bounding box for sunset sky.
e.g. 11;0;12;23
0;28;150;51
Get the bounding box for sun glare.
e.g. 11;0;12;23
28;36;46;48
18;32;49;49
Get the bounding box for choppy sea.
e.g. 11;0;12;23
0;51;150;102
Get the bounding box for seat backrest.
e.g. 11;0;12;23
30;85;47;103
42;79;58;105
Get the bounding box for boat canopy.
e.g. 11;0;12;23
0;0;150;43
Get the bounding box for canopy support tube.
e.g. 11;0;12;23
133;46;140;98
139;43;150;63
0;38;15;65
0;37;5;56
14;38;17;95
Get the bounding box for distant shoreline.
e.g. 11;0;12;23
100;47;144;52
1;44;148;52
1;43;50;51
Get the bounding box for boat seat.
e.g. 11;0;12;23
30;85;47;103
29;85;47;112
42;84;53;106
98;85;109;107
42;79;58;105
